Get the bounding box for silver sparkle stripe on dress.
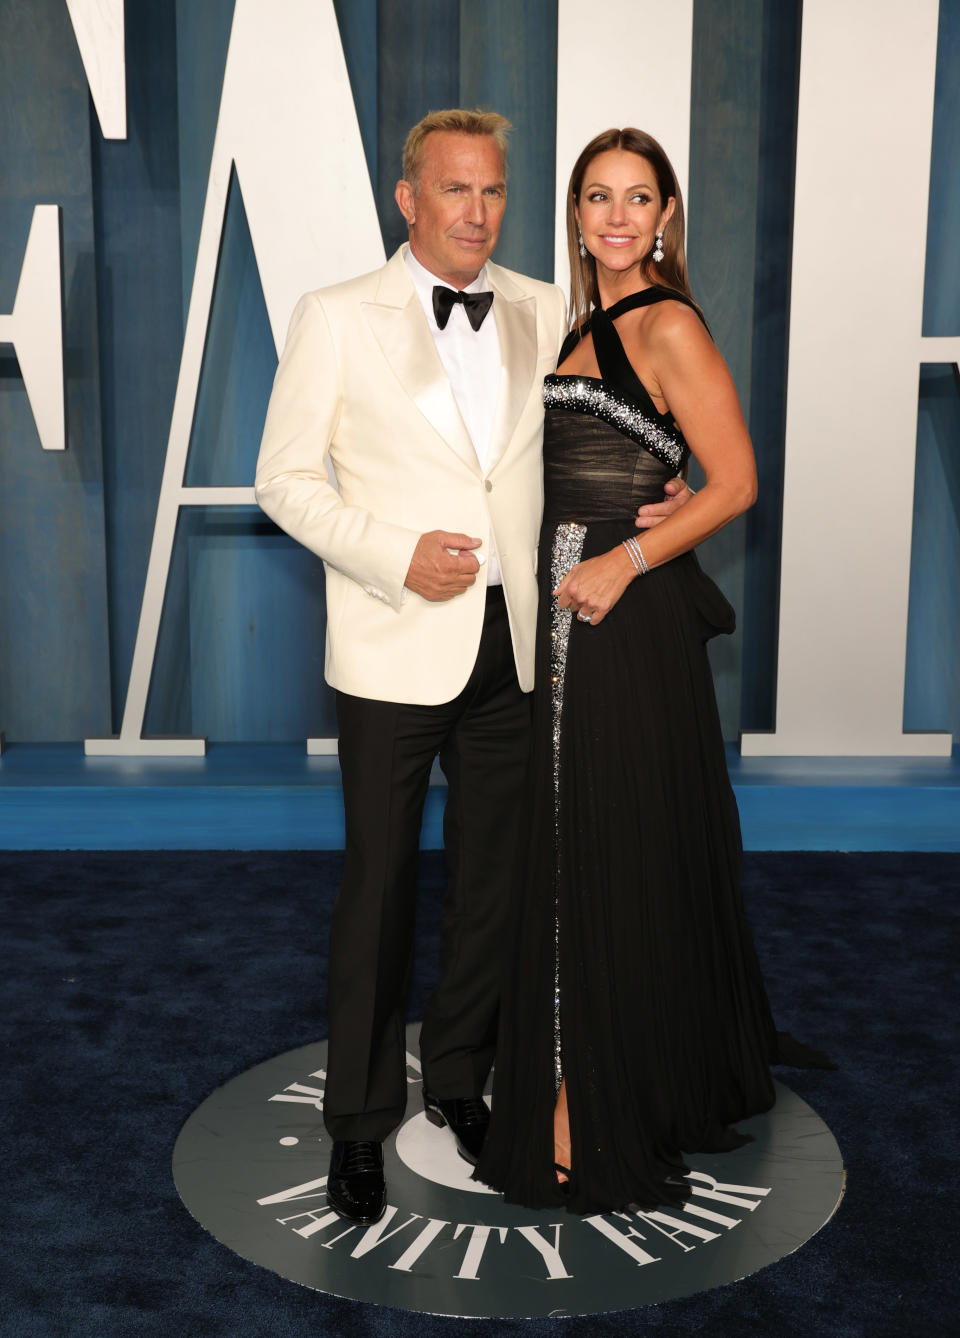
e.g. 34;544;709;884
549;520;587;1093
543;377;686;471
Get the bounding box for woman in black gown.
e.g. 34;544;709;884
475;128;809;1215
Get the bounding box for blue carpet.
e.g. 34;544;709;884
2;851;957;1337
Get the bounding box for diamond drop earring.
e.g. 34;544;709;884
577;228;587;260
653;231;664;263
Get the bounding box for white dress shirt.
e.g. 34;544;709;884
405;246;503;584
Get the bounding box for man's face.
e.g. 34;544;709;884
395;131;507;288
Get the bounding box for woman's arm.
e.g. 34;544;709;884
554;303;756;624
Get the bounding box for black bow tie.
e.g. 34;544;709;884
432;285;494;332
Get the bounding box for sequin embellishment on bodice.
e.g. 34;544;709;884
542;376;687;473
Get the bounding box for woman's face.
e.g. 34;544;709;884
575;149;675;277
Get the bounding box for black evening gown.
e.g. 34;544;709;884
475;288;783;1215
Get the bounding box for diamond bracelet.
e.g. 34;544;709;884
621;535;649;575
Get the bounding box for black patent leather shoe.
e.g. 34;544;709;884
422;1092;490;1165
327;1140;386;1224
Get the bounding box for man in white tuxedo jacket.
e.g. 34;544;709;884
256;110;682;1223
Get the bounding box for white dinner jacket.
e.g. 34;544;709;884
255;245;568;705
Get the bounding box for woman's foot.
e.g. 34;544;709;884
553;1140;571;1185
554;1080;571;1184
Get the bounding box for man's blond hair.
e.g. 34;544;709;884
401;108;511;189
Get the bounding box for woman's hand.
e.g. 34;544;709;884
554;547;636;626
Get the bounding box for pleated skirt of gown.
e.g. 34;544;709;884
475;519;778;1214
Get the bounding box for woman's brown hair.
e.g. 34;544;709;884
565;127;694;331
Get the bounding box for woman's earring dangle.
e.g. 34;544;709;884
653;231;664;263
578;228;587;259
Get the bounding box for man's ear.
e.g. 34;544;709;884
395;179;416;226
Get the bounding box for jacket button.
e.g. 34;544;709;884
484;480;493;492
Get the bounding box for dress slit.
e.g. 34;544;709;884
549;520;587;1093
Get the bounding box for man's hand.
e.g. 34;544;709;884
405;531;482;601
635;476;692;529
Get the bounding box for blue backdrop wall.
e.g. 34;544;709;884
1;0;957;745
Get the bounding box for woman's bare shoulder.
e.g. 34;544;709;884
620;298;711;366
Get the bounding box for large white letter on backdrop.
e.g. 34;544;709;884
85;0;384;757
741;0;951;757
65;0;127;140
554;0;693;295
0;206;65;454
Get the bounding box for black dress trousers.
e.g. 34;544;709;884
323;586;532;1142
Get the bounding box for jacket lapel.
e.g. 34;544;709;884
486;261;538;473
361;249;480;475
